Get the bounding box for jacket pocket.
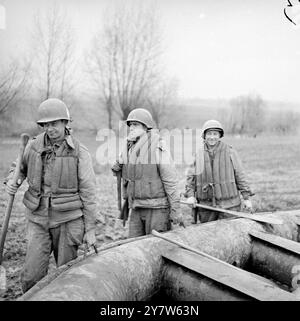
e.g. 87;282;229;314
51;194;83;212
23;190;41;211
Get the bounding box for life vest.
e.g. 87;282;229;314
121;131;169;209
23;132;83;212
196;141;240;205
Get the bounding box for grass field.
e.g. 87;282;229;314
0;131;300;300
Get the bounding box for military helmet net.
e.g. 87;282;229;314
37;98;70;124
202;119;224;138
126;108;154;129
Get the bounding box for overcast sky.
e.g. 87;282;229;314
0;0;300;103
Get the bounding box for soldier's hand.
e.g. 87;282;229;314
111;162;122;175
243;199;254;214
179;220;186;228
186;196;196;208
5;178;22;195
83;229;96;248
171;216;186;228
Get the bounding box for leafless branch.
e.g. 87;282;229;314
31;4;76;102
86;1;168;128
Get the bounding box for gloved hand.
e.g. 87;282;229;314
186;196;196;208
243;199;254;213
5;178;22;195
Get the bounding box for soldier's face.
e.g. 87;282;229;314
205;130;221;146
42;120;66;141
128;121;146;140
129;121;145;132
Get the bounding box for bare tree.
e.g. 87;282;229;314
146;77;179;128
222;93;266;136
31;4;76;101
87;30;115;129
268;110;300;135
0;59;31;115
87;1;164;128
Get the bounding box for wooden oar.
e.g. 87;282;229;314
180;200;283;225
0;133;29;294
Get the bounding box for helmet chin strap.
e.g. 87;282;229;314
65;126;71;135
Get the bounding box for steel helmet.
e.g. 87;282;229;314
202;119;224;138
37;98;70;124
126;108;154;129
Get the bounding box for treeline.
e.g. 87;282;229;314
219;94;300;136
1;3;299;137
0;1;177;135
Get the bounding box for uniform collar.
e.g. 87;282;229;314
65;135;75;149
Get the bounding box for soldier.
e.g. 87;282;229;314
184;120;254;223
4;98;97;292
111;108;184;237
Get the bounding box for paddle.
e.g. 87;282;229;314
180;200;283;225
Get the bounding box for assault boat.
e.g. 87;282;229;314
19;210;300;301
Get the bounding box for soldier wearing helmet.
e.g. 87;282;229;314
184;119;254;223
111;108;184;237
5;98;97;293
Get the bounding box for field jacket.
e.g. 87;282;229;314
5;132;96;231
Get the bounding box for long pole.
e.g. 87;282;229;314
180;200;282;225
0;133;29;293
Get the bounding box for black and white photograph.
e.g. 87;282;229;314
0;0;300;309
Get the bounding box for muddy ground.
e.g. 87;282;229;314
0;134;300;300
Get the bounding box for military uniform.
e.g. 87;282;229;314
113;130;181;237
185;119;254;224
6;131;97;292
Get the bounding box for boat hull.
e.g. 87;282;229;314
19;210;300;301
